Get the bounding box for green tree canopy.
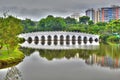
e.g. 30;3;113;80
96;22;107;26
79;16;90;24
22;18;36;32
88;20;94;25
65;17;77;24
0;15;23;50
106;20;120;34
37;15;66;31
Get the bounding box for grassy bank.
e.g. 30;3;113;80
0;47;25;69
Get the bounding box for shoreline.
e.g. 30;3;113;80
0;48;25;69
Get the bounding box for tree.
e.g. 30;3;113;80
0;16;23;51
106;20;120;34
88;25;100;34
66;24;86;32
79;16;90;24
88;20;94;25
0;17;4;49
52;17;66;31
96;22;107;26
37;15;66;31
22;18;36;32
64;17;77;24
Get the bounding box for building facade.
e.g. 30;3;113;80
86;5;120;23
86;8;95;23
98;5;120;22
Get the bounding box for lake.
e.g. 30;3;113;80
0;41;120;80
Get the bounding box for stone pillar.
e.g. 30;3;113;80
31;36;34;41
51;41;54;46
75;35;78;45
38;36;41;41
51;35;54;41
57;35;60;41
58;41;60;45
39;41;41;45
81;36;84;41
63;35;66;41
81;41;84;45
44;41;48;46
75;40;78;45
24;36;27;41
63;40;66;45
87;36;90;41
44;35;47;41
69;35;72;41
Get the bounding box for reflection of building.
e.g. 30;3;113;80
85;54;120;69
71;13;80;21
86;5;120;23
4;67;23;80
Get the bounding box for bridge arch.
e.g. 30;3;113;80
83;36;87;44
72;35;76;45
41;36;45;45
95;38;98;42
54;35;58;45
78;36;81;44
27;37;32;44
66;35;70;45
60;35;64;45
47;35;52;45
89;37;93;43
34;36;39;44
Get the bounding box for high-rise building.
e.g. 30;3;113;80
85;5;120;23
98;5;120;22
85;8;95;22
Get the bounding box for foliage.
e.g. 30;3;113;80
96;22;107;26
106;20;120;34
88;20;94;25
22;18;37;32
65;24;86;32
0;16;23;50
107;35;119;42
64;17;77;24
37;15;66;31
79;16;90;24
0;15;119;43
20;43;120;60
0;47;24;69
21;15;120;42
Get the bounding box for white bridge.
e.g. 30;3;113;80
18;31;99;49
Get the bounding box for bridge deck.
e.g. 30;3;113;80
19;31;99;38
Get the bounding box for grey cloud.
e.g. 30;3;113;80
0;0;120;20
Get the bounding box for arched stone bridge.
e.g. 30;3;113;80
18;31;99;46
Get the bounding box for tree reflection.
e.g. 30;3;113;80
20;44;120;69
19;47;35;56
39;49;94;60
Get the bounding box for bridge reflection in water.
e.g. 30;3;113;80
20;40;99;50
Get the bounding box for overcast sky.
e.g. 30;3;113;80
0;0;120;21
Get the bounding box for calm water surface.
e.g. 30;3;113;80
0;42;120;80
